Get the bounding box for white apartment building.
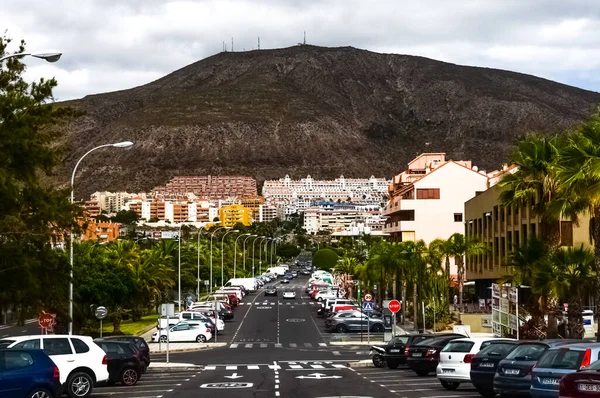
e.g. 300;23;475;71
258;204;278;223
263;175;390;202
91;191;138;214
303;207;383;235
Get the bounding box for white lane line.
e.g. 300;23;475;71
275;392;280;397
318;343;327;347
332;351;341;356
289;343;297;348
332;364;346;368
230;291;263;343
260;343;268;348
229;344;238;348
310;364;325;369
244;344;253;348
247;365;259;370
289;365;303;369
204;366;216;370
275;343;283;348
225;365;237;370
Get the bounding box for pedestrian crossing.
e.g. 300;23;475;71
203;362;347;371
229;342;328;349
237;301;317;305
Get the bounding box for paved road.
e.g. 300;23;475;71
96;270;480;397
0;319;41;338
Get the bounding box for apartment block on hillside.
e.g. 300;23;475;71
152;176;257;200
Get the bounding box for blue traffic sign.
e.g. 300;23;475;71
362;302;374;313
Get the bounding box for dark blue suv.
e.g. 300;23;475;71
0;348;62;398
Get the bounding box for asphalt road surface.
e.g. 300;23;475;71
134;272;482;398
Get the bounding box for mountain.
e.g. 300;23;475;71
60;45;600;199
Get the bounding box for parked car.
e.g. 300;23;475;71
94;341;143;386
94;336;150;372
281;278;290;284
559;354;600;397
384;334;436;369
436;337;513;391
530;343;600;397
0;335;109;398
282;289;296;299
406;334;465;376
494;340;579;396
151;323;212;343
264;286;278;296
324;310;385;333
470;340;520;397
0;348;62;398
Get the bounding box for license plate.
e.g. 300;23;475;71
412;352;422;357
579;384;600;392
541;378;560;385
504;368;520;375
480;362;494;368
390;349;400;353
442;369;455;374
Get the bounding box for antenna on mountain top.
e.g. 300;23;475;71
304;31;306;45
222;41;225;52
258;37;260;50
231;37;234;52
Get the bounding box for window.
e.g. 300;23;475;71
43;338;72;356
173;324;191;331
0;340;15;349
454;213;463;222
506;344;547;361
182;313;192;319
441;341;474;353
70;338;90;353
397;210;415;221
536;349;583;370
13;339;40;349
4;351;34;370
560;221;574;246
416;188;440;199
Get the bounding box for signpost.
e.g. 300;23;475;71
94;306;108;338
161;303;175;363
362;298;374;345
387;299;401;337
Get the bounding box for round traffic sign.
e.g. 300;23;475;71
388;299;401;313
364;293;373;302
38;312;55;329
95;306;108;320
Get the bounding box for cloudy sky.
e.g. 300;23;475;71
2;0;600;101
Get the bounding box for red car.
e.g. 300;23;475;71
560;358;600;397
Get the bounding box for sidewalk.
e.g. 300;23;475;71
148;342;227;353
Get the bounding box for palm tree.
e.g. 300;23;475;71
334;257;360;298
446;233;487;311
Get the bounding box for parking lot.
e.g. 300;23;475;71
353;366;481;398
92;369;202;398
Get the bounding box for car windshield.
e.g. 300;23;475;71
477;342;517;357
442;341;474;353
536;349;585;369
505;344;547;361
388;336;409;346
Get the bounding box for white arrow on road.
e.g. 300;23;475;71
224;373;243;379
296;373;342;380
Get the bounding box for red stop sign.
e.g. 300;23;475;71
388;300;401;313
39;313;54;329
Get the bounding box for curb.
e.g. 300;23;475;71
329;341;379;346
148;362;203;371
149;342;228;354
348;360;374;368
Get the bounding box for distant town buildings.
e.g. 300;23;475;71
303;202;386;235
82;220;121;242
151;176;257;200
90;191;137;214
219;204;252;227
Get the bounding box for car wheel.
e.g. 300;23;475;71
441;380;460;390
197;334;207;343
66;371;93;398
387;362;399;369
159;335;167;343
371;324;384;332
317;297;323;302
372;355;386;368
336;324;347;333
415;370;429;376
28;388;53;398
121;367;139;386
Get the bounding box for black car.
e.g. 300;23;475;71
469;340;519;397
384;334;434;369
96;335;150;371
264;286;278;296
0;348;62;398
406;334;465;376
95;341;144;386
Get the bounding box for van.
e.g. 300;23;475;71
266;266;286;276
201;294;231;306
225;278;257;292
217;287;243;301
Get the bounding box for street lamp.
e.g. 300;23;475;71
259;238;270;275
233;233;251;278
242;235;257;272
221;229;239;287
69;141;134;335
196;227;206;298
209;226;226;292
252;236;265;278
0;50;62;63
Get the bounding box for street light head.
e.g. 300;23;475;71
233;230;239;232
31;51;62;63
112;141;134;148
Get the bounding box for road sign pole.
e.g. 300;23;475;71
100;319;102;338
166;314;170;363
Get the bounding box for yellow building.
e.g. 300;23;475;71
219;204;252;228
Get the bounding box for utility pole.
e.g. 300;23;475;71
232;37;234;52
258;37;260;50
303;31;306;45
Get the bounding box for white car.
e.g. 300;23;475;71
0;334;109;398
282;290;296;299
436;337;513;390
315;290;339;302
152;323;212;343
158;311;224;331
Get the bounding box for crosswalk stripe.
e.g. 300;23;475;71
289;364;303;369
332;364;346;368
248;365;260;370
302;302;307;305
245;344;253;348
333;351;341;356
226;365;237;370
205;366;216;370
275;343;283;348
304;343;312;348
318;343;327;347
286;302;291;305
260;343;268;348
311;364;325;369
289;343;297;348
278;302;283;305
230;344;239;348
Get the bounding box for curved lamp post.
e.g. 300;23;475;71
0;50;62;63
69;141;133;335
252;236;265;278
233;233;250;278
221;229;239;287
196;227;205;298
259;237;270;275
242;235;257;272
209;227;226;292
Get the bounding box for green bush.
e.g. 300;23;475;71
312;249;339;270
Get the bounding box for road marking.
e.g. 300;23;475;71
289;365;303;369
224;372;243;379
229;344;238;348
200;382;253;388
230;291;263;343
318;343;327;347
332;364;346;368
289;343;297;348
332;351;341;356
310;364;325;369
244;344;253;348
247;365;259;370
226;365;237;370
304;343;312;347
205;366;216;370
275;343;283;348
260;343;268;348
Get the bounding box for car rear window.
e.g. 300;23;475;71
442;341;474;353
536;349;585;369
420;337;455;347
389;336;409;345
505;344;547;361
70;338;90;353
477;342;517;357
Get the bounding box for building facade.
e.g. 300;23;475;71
90;191;137;214
258;204;278;223
219;204;252;228
82;220;121;242
151;176;257;200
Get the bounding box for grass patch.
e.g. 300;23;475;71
100;314;159;336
